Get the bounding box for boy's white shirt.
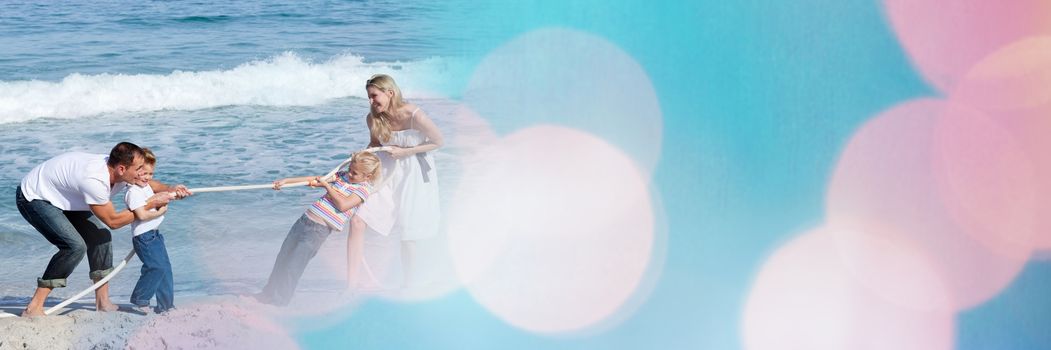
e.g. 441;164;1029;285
124;184;165;236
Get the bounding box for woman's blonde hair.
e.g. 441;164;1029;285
365;74;405;143
350;151;382;183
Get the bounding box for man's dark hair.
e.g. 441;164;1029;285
107;142;144;167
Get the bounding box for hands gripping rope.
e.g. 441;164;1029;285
0;147;391;318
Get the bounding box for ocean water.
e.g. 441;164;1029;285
0;1;469;305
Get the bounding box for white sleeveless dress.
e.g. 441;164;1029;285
356;108;441;241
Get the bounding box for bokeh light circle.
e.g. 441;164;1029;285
446;125;655;333
932;102;1039;260
826;99;1029;310
742;229;954;350
883;0;1051;92
949;36;1051;251
462;27;663;179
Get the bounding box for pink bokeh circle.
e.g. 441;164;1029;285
932;102;1040;260
883;0;1051;92
949;36;1051;251
826;99;1029;310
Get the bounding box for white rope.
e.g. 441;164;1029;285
0;147;391;318
188;147;391;194
0;250;136;318
45;250;137;315
188;182;306;193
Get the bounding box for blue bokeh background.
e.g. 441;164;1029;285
299;1;1051;348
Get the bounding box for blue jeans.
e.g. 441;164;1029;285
130;230;174;313
259;214;332;306
15;186;113;288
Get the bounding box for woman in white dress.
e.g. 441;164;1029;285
349;74;442;289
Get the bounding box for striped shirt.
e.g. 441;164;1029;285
307;171;373;231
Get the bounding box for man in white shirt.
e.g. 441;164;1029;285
15;142;190;317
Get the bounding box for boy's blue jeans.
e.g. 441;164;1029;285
130;229;175;313
259;214;331;306
15;186;114;288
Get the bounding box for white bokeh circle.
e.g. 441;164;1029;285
446;125;655;333
462;27;663;179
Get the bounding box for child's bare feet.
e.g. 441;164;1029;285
243;292;275;305
96;300;119;312
133;305;153;315
21;307;45;317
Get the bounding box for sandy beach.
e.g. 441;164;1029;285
0;293;364;350
0;280;462;350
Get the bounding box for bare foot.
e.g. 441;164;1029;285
241;292;273;305
133;305;153;315
96;301;119;312
21;307;45;317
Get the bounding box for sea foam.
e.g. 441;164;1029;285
0;52;458;124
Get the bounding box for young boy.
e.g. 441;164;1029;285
124;148;175;314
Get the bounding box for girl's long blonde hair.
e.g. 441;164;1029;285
366;74;405;143
350;151;382;184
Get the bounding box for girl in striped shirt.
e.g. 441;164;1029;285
254;151;382;306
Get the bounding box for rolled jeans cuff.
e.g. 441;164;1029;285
38;277;67;288
90;267;115;281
